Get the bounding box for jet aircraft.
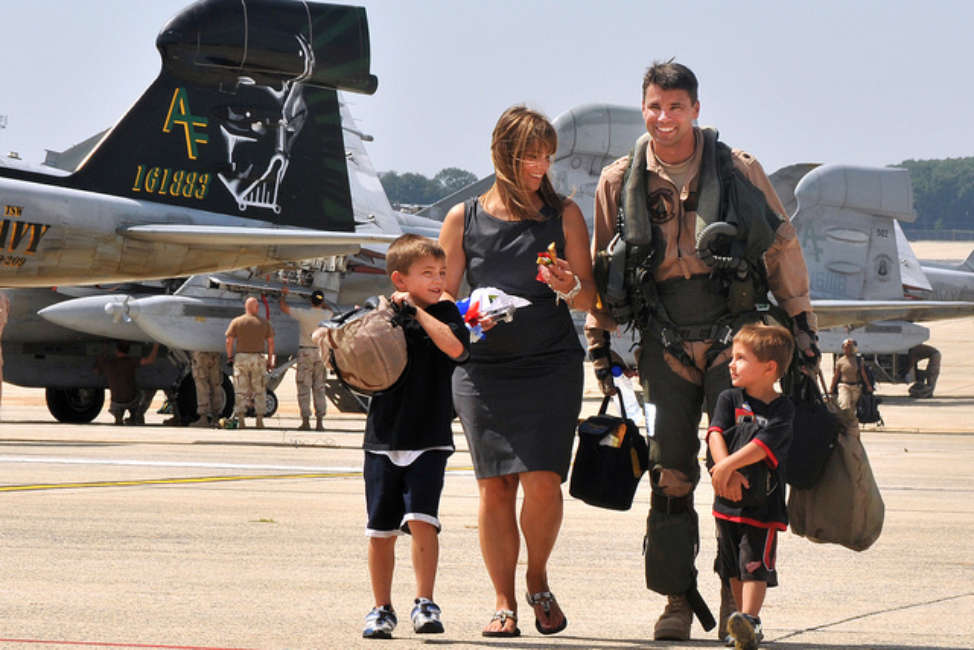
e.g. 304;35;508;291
0;0;393;289
0;0;425;421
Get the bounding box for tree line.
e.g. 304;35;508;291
892;157;974;232
380;158;974;234
379;168;478;207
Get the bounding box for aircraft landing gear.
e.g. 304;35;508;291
175;373;235;425
46;387;105;423
244;390;278;418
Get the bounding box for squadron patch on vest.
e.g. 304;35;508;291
648;188;677;224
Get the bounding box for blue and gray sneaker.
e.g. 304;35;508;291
728;611;763;650
411;597;444;634
363;604;397;639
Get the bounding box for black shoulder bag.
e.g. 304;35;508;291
569;393;649;511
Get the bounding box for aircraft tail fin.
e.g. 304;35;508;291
63;0;378;233
963;250;974;272
792;164;916;301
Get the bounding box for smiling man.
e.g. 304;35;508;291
585;60;818;643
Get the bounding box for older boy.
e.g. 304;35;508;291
706;324;795;650
362;234;469;639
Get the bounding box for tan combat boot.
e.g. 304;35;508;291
653;594;692;641
255;416;264;429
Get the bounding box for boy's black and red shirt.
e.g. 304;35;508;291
706;387;794;530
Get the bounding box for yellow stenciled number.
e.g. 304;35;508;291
157;168;172;195
169;170;186;197
182;172;198;198
132;165;145;192
145;167;161;193
194;173;211;200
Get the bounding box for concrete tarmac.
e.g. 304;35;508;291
1;250;973;648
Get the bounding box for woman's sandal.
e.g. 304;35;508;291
481;609;520;637
525;590;568;635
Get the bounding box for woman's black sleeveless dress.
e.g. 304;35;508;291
452;197;584;481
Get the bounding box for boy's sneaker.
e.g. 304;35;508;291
363;604;397;639
727;611;763;650
410;597;444;634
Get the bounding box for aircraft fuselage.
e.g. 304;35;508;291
0;176;331;287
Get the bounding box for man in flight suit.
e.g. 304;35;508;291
585;60;819;641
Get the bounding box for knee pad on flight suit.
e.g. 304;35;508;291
644;466;699;596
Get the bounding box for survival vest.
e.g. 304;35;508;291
593;128;787;368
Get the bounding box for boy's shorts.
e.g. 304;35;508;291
364;450;450;537
715;519;779;587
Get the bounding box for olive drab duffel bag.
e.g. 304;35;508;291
787;404;885;552
313;295;410;394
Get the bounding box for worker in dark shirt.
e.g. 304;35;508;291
95;341;160;425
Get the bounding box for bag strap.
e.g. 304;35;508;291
598;392;629;420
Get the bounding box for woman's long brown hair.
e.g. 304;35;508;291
489;105;563;221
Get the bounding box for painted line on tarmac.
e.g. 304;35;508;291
0;462;476;493
0;455;359;473
0;638;255;649
0;472;360;492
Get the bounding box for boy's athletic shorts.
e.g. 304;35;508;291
715;519;779;587
364;450;449;537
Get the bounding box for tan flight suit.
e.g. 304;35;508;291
834;355;864;413
289;306;328;420
226;314;274;420
191;351;223;419
584;128;815;614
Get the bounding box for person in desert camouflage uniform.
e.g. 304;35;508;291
189;351;224;427
279;287;331;430
225;297;275;429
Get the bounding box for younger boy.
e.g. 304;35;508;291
362;234;469;639
706;324;795;650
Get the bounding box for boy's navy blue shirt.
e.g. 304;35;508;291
364;300;469;451
707;387;794;530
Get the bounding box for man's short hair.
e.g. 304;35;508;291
734;323;794;379
310;290;325;307
642;59;699;105
115;341;131;354
385;234;445;276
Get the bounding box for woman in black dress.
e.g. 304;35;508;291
439;106;594;637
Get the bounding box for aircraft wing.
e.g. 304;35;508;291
122;225;397;251
812;299;974;329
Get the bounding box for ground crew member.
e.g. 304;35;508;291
279;287;330;431
189;351;224;427
906;343;940;398
585;61;819;642
95;341;160;425
830;339;872;413
225;297;275;429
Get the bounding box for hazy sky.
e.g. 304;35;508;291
1;0;971;180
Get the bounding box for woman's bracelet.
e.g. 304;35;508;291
555;274;582;305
